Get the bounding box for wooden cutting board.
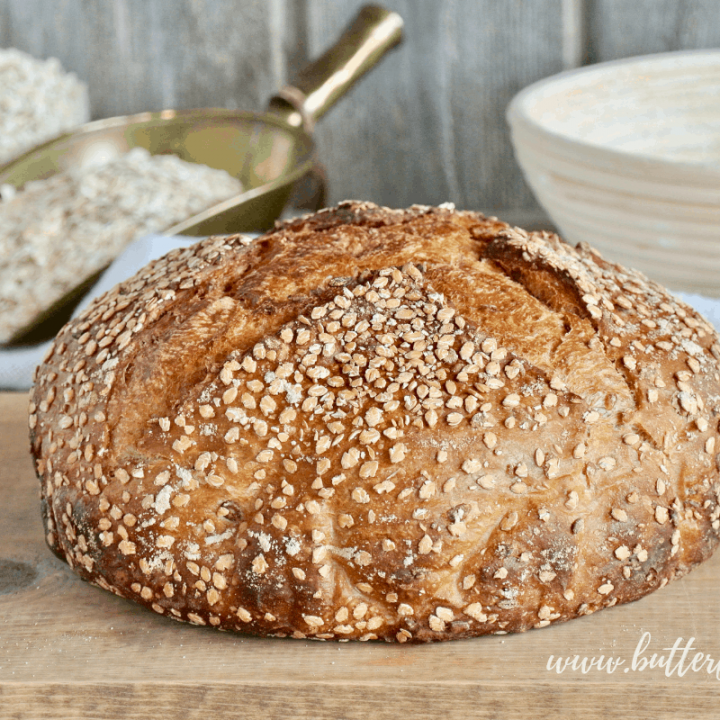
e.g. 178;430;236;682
1;391;719;719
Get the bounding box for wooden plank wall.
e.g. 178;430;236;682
587;0;720;62
1;0;719;223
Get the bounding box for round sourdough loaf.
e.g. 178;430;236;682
29;201;720;642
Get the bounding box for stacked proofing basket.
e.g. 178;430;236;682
506;50;720;297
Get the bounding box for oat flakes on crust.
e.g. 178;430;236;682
30;201;720;641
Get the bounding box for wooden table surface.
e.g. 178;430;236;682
1;391;719;719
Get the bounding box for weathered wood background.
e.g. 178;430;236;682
1;0;720;222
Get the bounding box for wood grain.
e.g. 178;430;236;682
0;0;281;118
586;0;720;62
304;0;566;213
1;391;720;718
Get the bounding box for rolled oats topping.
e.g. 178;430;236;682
30;201;720;642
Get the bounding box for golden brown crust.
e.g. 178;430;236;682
29;201;720;642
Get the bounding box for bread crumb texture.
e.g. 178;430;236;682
30;201;720;642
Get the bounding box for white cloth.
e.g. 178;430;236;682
1;235;719;390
